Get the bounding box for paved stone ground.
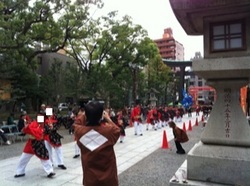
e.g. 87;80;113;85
118;124;204;186
0;122;204;186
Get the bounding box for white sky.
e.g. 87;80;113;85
92;0;204;60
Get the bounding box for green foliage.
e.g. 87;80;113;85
66;11;164;107
64;63;86;99
11;63;39;99
0;0;103;110
0;0;172;110
0;0;103;69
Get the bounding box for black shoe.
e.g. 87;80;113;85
58;164;67;169
47;172;56;178
140;134;143;136
73;155;80;159
176;151;185;154
14;174;25;178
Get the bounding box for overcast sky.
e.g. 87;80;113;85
92;0;204;60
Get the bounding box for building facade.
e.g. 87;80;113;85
188;52;213;105
154;28;184;60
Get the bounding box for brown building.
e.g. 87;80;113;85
154;28;184;60
37;51;75;76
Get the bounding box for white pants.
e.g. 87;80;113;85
15;152;53;175
119;135;125;142
45;141;64;165
74;141;80;155
134;121;143;135
156;120;162;129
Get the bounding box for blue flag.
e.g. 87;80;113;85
181;89;193;109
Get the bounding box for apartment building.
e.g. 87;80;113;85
154;28;184;60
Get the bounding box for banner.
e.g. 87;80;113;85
240;86;247;115
181;89;193;109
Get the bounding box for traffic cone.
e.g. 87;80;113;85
195;118;198;126
182;122;186;132
201;115;204;122
188;120;192;131
161;130;169;149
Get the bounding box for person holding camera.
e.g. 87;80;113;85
73;101;120;186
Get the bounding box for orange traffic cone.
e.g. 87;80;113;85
161;130;169;149
182;122;186;132
195;118;198;126
188;120;192;131
201;115;204;122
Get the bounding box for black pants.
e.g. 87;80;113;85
175;141;185;154
0;131;8;143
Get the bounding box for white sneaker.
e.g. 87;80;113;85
6;140;11;145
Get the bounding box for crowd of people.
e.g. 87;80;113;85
0;110;31;145
0;101;210;185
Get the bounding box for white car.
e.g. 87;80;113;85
58;103;68;111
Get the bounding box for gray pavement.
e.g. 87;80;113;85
0;113;203;186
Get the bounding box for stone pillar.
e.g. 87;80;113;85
186;58;250;185
201;79;250;146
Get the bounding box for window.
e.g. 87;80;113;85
189;81;194;86
198;81;203;86
210;20;246;52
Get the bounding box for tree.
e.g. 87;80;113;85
67;11;161;106
0;1;168;109
0;0;103;110
145;54;172;105
64;63;86;103
0;0;103;69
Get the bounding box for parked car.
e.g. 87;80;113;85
58;103;68;111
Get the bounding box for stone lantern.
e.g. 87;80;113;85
169;0;250;185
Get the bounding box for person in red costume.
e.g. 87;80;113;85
74;101;120;186
131;100;143;136
112;110;126;143
146;106;154;130
14;117;55;178
43;107;66;170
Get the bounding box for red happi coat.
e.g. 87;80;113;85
43;115;63;147
23;121;49;160
158;111;162;121
131;105;141;122
74;124;120;186
146;109;153;124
